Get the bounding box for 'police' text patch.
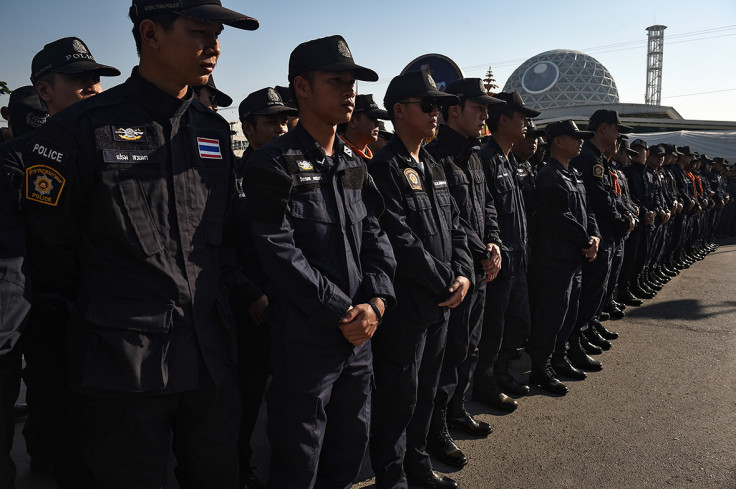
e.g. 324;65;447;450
25;165;66;206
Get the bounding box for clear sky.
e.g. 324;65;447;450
1;0;735;125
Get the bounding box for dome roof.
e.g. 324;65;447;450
502;49;619;110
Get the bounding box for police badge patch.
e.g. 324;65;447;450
593;163;605;178
297;160;314;171
404;168;422;190
25;165;65;206
113;126;146;142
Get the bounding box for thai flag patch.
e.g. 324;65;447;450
197;137;222;159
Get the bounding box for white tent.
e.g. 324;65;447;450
631;130;736;162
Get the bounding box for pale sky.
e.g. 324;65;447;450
1;0;735;125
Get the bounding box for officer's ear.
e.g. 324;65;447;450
242;120;256;139
292;75;311;102
0;106;8;122
139;18;163;51
34;78;54;105
448;105;462;120
393;102;406;121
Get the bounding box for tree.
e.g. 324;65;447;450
483;66;499;95
0;81;11;95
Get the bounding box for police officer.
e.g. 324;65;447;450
275;85;299;130
338;93;389;161
474;91;539;411
0;86;46;489
424;78;504;468
22;2;259;487
16;37;119;487
231;86;297;488
569;110;634;371
527;120;600;393
243;35;396;489
369;70;473;489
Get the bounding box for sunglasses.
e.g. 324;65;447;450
400;99;440;113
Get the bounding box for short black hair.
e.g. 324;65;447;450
486;104;516;132
130;12;179;56
441;99;467;122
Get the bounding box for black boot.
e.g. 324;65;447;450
473;374;518;412
618;286;645;306
427;408;468;468
579;331;603;355
568;335;603;371
494;358;530;395
529;363;568;395
584;325;611;350
447;394;492;437
551;356;587;380
591;318;619;340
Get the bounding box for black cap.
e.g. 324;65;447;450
129;0;258;30
489;91;541;117
239;87;298;122
377;120;392;140
545;120;594;142
713;157;727;166
677;145;696;157
662;143;681;157
195;75;232;107
525;120;546;139
7;86;48;137
354;94;388;119
700;154;714;164
274;85;296;109
619;138;638;156
31;37;120;84
649;145;666;157
384;71;459;108
289;35;377;83
589;109;633;133
445;78;505;106
630;138;648;150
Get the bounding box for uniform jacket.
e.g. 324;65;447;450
533;158;599;268
243;123;396;352
369;135;473;326
572;140;630;239
425;125;501;268
22;69;238;394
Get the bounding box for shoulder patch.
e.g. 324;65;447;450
404;168;423;191
593;163;605;179
25;165;66;206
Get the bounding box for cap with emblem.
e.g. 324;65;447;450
31;37;121;84
445;78;505;107
7;86;48;137
630;139;648;151
384;71;459;108
649;145;665;157
588;109;633;133
288;35;377;83
619;138;638;156
525;119;546;139
662;143;681;157
700;154;714;164
274;85;296;109
488;91;541;118
354;94;388;119
545;119;594;142
129;0;258;30
239;87;298;122
194;74;232;107
714;157;727;166
677;145;696;157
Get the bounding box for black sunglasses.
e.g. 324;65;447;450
401;99;440;114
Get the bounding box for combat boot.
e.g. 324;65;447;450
447;395;491;437
427;408;467;468
494;358;529;395
529;363;568;395
473;374;518;412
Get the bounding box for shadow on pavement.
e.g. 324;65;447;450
627;299;736;321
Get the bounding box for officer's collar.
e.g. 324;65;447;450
548;157;573;174
436;124;473;152
483;135;516;164
386;133;431;170
127;67;192;123
291;122;354;169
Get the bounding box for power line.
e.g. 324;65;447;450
662;88;736;99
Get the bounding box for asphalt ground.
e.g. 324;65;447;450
13;237;736;489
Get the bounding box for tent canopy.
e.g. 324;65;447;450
631;130;736;162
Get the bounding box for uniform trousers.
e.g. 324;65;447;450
0;348;21;489
79;369;241;489
268;341;372;489
435;274;486;408
527;264;582;366
371;314;449;489
574;238;613;333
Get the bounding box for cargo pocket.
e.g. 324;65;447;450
118;179;163;257
204;169;229;245
81;297;174;392
405;192;436;235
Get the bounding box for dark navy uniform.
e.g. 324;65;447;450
425;125;500;415
528;158;599;366
368;135;472;487
571;140;630;334
22;69;242;489
0;140;31;488
244;123;396;489
474;136;530;386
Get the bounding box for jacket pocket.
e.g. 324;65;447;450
118;179;164;256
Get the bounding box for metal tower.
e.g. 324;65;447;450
645;25;667;105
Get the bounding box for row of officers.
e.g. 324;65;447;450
2;3;735;489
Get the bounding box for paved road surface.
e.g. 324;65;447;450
14;238;736;489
